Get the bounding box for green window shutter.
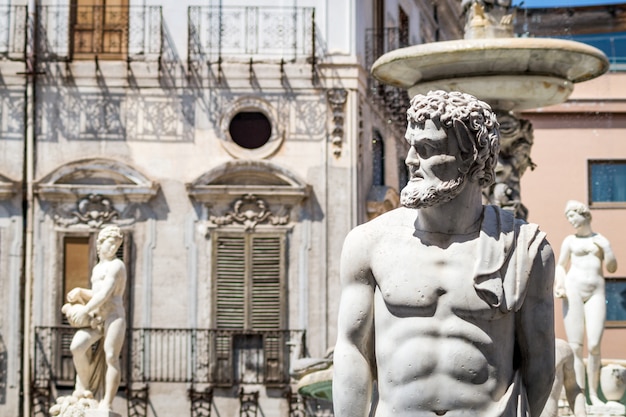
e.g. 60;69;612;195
250;235;283;330
215;235;246;329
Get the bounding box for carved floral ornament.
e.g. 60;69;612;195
209;194;290;231
53;194;139;229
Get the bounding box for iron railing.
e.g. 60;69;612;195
36;5;162;61
365;27;412;129
0;5;27;60
34;327;304;388
188;6;315;63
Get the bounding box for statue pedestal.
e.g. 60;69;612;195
86;410;122;417
587;402;626;417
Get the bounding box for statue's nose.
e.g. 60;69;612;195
406;147;419;167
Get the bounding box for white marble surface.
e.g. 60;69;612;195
333;91;555;417
371;38;609;111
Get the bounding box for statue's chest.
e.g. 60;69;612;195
570;237;601;257
91;264;108;284
371;240;499;316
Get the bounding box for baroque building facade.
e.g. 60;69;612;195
0;1;463;416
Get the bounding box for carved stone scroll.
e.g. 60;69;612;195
327;89;348;157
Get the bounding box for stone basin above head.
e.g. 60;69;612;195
371;37;610;111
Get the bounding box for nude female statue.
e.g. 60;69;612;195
555;200;617;406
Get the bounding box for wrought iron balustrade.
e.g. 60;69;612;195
365;27;412;129
34;327;304;388
0;5;27;60
36;5;162;61
188;6;316;63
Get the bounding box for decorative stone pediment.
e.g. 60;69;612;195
0;174;18;200
34;158;159;203
187;160;309;206
188;161;309;232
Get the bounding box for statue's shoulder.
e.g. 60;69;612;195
483;204;544;236
106;258;126;275
347;207;412;242
365;206;415;230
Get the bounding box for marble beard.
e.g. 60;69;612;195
401;173;466;209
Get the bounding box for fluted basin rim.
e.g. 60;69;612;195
371;37;610;89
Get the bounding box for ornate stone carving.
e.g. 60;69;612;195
327;88;348;157
482;112;535;220
463;1;514;40
209;194;289;231
53;194;138;229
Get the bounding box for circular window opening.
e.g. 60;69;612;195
229;112;272;149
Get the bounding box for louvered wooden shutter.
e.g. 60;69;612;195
214;233;284;330
250;235;283;330
215;235;246;329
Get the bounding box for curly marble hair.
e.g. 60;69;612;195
564;200;591;220
97;225;124;247
406;90;500;187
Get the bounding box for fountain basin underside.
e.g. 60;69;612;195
371;38;609;111
297;368;333;402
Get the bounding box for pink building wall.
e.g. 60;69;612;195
521;72;626;360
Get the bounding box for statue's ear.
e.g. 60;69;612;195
453;120;475;174
453;119;473;154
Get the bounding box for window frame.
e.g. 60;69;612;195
606;277;626;328
588;159;626;209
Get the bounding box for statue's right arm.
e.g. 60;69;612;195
67;287;93;304
333;227;376;417
554;237;570;298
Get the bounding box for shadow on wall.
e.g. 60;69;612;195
0;334;6;404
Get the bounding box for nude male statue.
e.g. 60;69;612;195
333;90;555;417
540;339;586;417
62;225;126;411
555;200;617;406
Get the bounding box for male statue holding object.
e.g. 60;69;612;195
333;90;555;417
53;225;126;416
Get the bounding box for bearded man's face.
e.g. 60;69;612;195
401;119;468;209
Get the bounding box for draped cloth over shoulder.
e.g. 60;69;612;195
473;205;546;313
471;205;547;417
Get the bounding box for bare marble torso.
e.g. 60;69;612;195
90;258;126;321
369;219;515;417
563;235;605;301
